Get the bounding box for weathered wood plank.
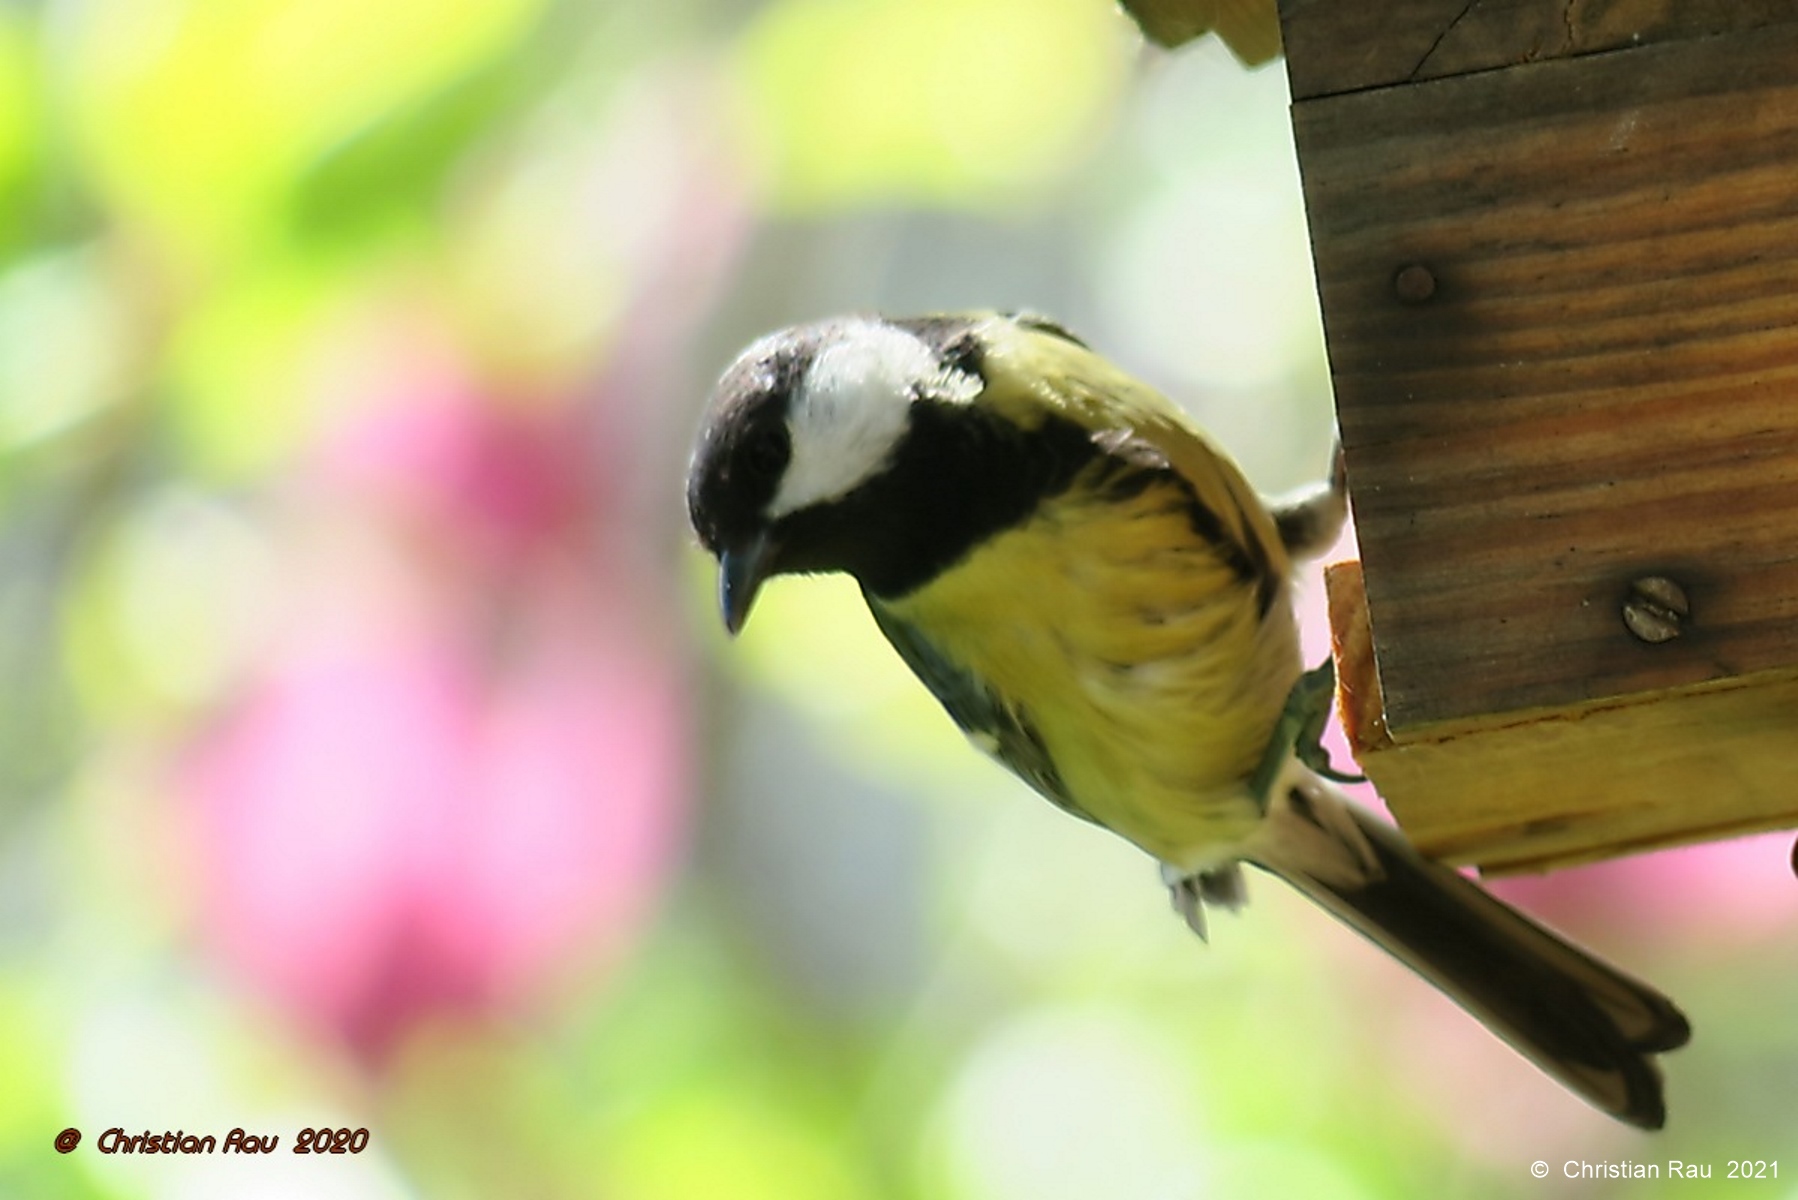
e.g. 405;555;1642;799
1295;23;1798;730
1279;0;1797;100
1327;561;1798;873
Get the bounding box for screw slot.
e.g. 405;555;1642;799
1622;576;1688;644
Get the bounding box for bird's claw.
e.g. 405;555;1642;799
1247;657;1364;811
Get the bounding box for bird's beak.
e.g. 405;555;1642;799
718;529;777;636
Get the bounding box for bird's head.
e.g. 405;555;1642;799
686;316;993;633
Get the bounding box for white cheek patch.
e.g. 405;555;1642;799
768;321;979;518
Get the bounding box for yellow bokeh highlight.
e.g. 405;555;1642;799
0;14;36;195
0;981;59;1152
683;549;1001;801
61;0;543;265
606;1087;875;1200
161;253;357;478
735;0;1130;210
62;488;276;722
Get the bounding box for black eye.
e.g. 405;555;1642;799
744;428;787;479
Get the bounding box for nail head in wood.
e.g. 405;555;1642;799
1393;264;1436;304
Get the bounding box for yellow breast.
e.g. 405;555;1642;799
880;464;1303;867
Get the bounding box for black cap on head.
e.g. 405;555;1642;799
686;327;817;558
686;312;1084;627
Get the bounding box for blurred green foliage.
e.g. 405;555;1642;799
737;0;1124;209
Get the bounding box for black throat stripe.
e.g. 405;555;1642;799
779;403;1278;613
776;403;1099;598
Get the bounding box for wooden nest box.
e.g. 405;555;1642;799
1280;4;1798;872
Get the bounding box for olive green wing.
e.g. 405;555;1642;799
973;313;1293;608
864;593;1097;827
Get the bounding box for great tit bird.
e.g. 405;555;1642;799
686;311;1689;1128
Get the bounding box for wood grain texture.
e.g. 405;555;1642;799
1279;0;1797;100
1295;23;1798;731
1328;562;1798;873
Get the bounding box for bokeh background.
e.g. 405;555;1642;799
1;0;1793;1196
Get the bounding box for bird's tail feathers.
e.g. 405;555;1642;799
1243;765;1690;1129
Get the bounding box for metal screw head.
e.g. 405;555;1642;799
1394;264;1437;304
1622;576;1689;643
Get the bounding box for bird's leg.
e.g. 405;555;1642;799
1247;657;1365;811
1292;657;1366;784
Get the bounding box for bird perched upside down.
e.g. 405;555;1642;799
685;311;1689;1128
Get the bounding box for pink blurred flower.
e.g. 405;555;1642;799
1486;833;1794;949
184;371;689;1063
318;344;601;573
